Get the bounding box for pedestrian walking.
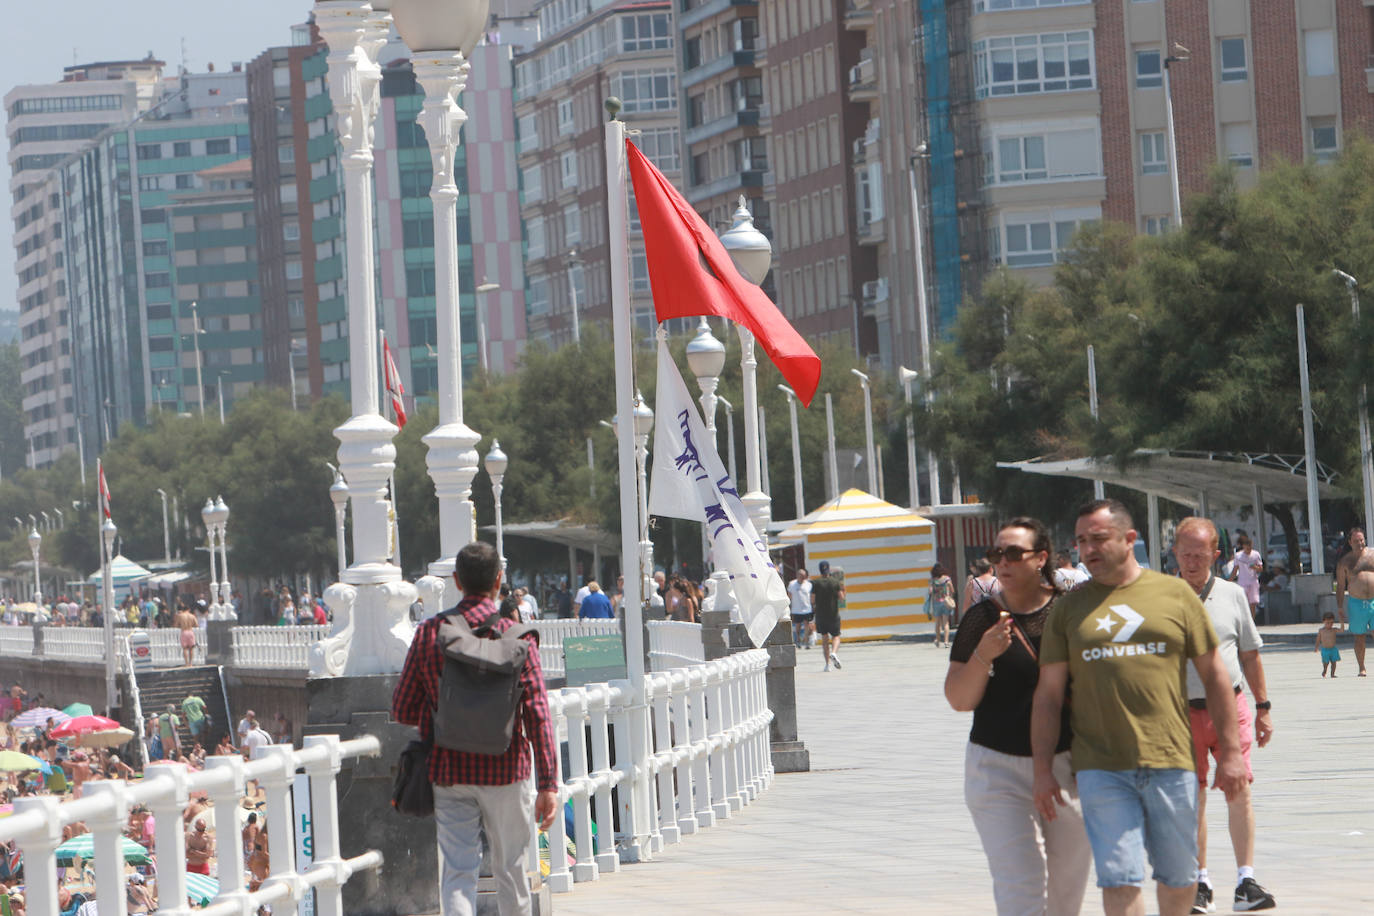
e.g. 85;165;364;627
946;517;1091;915
811;561;845;671
928;563;956;649
788;567;814;649
1032;499;1245;916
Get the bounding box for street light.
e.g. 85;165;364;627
27;526;41;607
852;369;878;495
155;488;171;564
686;318;727;566
201;498;219;616
484;440;509;571
189;301;205;419
778;385;805;520
632;393;655;597
1335;268;1374;531
40;510;50;532
101;516;117;714
566;248;583;345
217;371;229;425
330;469;350;581
476;279;500;374
1296;304;1325;574
899;367;920;509
213;495;231;615
1163;43;1190;228
717;395;739;485
719;196;773;544
907;142;942;505
52;508;63;530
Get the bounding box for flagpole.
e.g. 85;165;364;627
380;329;404;574
606;108;652;862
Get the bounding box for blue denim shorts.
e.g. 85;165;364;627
1076;768;1198;888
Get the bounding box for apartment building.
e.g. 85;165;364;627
7;57;162;466
515;0;681;346
758;0;873;354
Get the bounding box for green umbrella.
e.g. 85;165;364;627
184;871;219;905
55;833;151;866
62;702;94;718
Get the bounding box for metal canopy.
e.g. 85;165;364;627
996;449;1339;509
479;519;621;555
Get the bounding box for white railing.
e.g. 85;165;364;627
541;649;773;893
0;625;34;656
532;619;621;678
40;627;106;662
231;624;332;669
148;627;207;666
646;620;705;671
1;735;382;916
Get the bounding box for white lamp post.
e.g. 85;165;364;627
330;470;350;581
27;526;41;607
190;301;205;419
217;371;228;425
156;488;171;564
213;496;232;617
719;196;773;544
1335;269;1374;531
101;517;117;714
1163;45;1189;228
392;0;489;614
633;393;655;599
484;440;508;571
1296;304;1325;574
718;395;739;485
686;318;727;567
476;279;500;374
201;498;219;616
852;369;878;495
567;248;582;344
778;385;804;520
899;367;920;509
53;508;63;530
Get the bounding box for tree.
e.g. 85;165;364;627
0;344;23;481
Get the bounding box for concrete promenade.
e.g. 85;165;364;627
549;639;1374;915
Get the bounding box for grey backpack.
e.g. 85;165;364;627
433;611;539;755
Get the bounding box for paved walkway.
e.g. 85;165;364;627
549;640;1374;914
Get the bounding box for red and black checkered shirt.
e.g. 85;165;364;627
392;595;558;791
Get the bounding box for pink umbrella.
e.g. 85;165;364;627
50;715;121;740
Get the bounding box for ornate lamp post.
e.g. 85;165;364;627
101;517;117;714
201;499;219;616
718;197;773;545
27;526;41;607
330;471;350;582
484;440;508;572
632;393;655;601
212;496;232;619
686;318;727;568
392;0;489;612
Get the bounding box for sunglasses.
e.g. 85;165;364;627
986;546;1040;563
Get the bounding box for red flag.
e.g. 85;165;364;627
383;339;407;428
626;140;821;406
97;459;111;519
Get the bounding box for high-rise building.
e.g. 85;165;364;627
515;0;681;346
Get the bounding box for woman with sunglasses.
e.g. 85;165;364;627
945;517;1090;915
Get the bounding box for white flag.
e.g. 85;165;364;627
648;341;788;647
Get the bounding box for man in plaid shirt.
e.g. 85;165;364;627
393;542;558;915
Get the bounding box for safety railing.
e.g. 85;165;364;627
541;649;774;893
532;619;621;678
0;624;35;656
40;627;105;662
147;627;207;666
0;734;382;916
646;620;705;671
230;624;332;669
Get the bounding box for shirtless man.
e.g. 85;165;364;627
174;605;199;666
186;818;214;875
1335;526;1374;675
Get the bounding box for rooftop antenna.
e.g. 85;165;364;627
181;37;189;75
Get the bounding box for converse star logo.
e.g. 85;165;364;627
1106;604;1144;643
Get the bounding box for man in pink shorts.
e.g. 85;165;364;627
1173;518;1275;912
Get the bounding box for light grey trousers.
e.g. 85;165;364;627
964;742;1092;916
434;779;536;916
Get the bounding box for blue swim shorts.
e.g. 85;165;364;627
1321;646;1341;664
1349;597;1374;635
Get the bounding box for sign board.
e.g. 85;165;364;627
563;634;627;687
292;772;316;916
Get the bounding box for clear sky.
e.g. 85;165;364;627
1;0;309;318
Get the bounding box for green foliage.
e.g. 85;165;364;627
0;344;23;482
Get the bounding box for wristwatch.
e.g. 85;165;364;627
1255;700;1272;710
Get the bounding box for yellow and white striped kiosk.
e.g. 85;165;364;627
775;489;937;638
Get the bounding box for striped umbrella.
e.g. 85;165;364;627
10;707;69;729
62;702;94;718
184;871;219;905
54;834;151;866
50;715;120;739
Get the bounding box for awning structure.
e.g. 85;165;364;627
141;570;193;587
482;519;621;556
996;450;1338;510
86;555;154;585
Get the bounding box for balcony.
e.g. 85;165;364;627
684;168;766;206
679;0;757;32
844;0;874;31
681;50;758;90
860;277;888;316
847;52;877;102
685;108;760;146
856;214;885;246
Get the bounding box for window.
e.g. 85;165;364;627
143;239;169;257
526;275;549;315
174;141;192;157
206;138;231;155
558;99;575;136
175;174;194;189
1303;29;1334;77
973;32;1095;98
278;144;295;164
517;114;538;153
136;143;162;160
400;168;432;197
975;0;1092;8
612;69;676;113
621;12;671;52
522;163;542;201
990;207;1099;267
1222;123;1253;168
1311;118;1338;161
691;152;709;186
637;127;681;172
527;215;546;259
402;216;434;247
140;208;166;224
283;220;301;241
985;125;1099;184
1135;49;1162;88
563;204;581;245
684;36;702;70
285;261;304;280
631;247;650;292
138;175;162;191
1140;132;1168;175
144;272;170;288
560;151;578;189
288;297;305;318
998;136;1047;182
1219;38;1247;82
733;136;768;172
1143;216;1170;236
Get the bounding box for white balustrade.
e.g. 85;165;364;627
39;627;107;662
0;625;35;656
1;735;383;916
646;620;705;671
541;649;773;894
148;627;207;666
231;624;333;669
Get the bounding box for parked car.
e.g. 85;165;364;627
1265;530;1311;572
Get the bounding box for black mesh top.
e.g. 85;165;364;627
950;598;1072;757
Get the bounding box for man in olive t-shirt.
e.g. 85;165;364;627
1031;500;1245;916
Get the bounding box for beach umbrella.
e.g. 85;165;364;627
78;727;135;749
62;702;94;718
50;715;120;739
184;871;219;905
55;834;150;866
10;707;69;730
0;750;47;773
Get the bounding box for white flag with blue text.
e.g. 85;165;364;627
649;341;788;647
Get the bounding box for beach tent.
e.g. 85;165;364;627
86;555;154;601
775;489;936;636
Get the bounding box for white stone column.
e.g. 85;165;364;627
414;52;481;610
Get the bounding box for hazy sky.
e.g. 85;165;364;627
1;0;308;315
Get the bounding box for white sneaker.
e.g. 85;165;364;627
831;653;842;670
